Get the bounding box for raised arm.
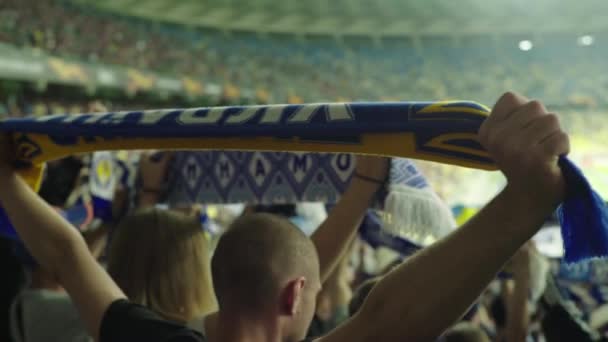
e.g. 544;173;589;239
0;141;126;340
503;243;533;342
319;92;570;341
311;156;388;283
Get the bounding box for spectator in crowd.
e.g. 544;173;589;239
307;250;353;338
107;207;217;322
490;243;536;342
9;229;107;342
106;151;218;322
347;276;380;317
540;273;602;341
0;238;26;342
9;146;110;342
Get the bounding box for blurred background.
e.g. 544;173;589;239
0;0;606;203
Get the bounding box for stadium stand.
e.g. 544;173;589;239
2;0;608;105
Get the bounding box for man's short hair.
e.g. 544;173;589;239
211;213;319;312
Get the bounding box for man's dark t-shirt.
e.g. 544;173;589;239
101;299;315;342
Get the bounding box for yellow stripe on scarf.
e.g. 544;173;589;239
15;131;495;192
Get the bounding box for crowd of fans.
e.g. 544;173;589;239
0;134;607;342
0;2;607;342
0;95;605;342
2;0;608;105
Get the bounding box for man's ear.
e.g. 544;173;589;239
280;277;307;316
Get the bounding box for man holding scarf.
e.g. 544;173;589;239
0;92;571;341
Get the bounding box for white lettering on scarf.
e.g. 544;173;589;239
289;103;353;123
177;107;225;125
225;106;264;124
34;103;355;127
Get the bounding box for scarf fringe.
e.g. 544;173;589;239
382;184;456;246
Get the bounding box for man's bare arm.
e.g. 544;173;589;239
318;92;570;341
311;156;388;283
505;245;533;342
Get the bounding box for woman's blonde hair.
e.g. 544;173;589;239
107;207;216;322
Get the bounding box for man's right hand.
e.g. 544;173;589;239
479;92;570;207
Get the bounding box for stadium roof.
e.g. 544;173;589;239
70;0;608;37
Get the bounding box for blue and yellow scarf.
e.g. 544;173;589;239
0;101;605;262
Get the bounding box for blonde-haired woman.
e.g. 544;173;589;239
11;150;216;342
107;151;217;322
107;207;216;322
